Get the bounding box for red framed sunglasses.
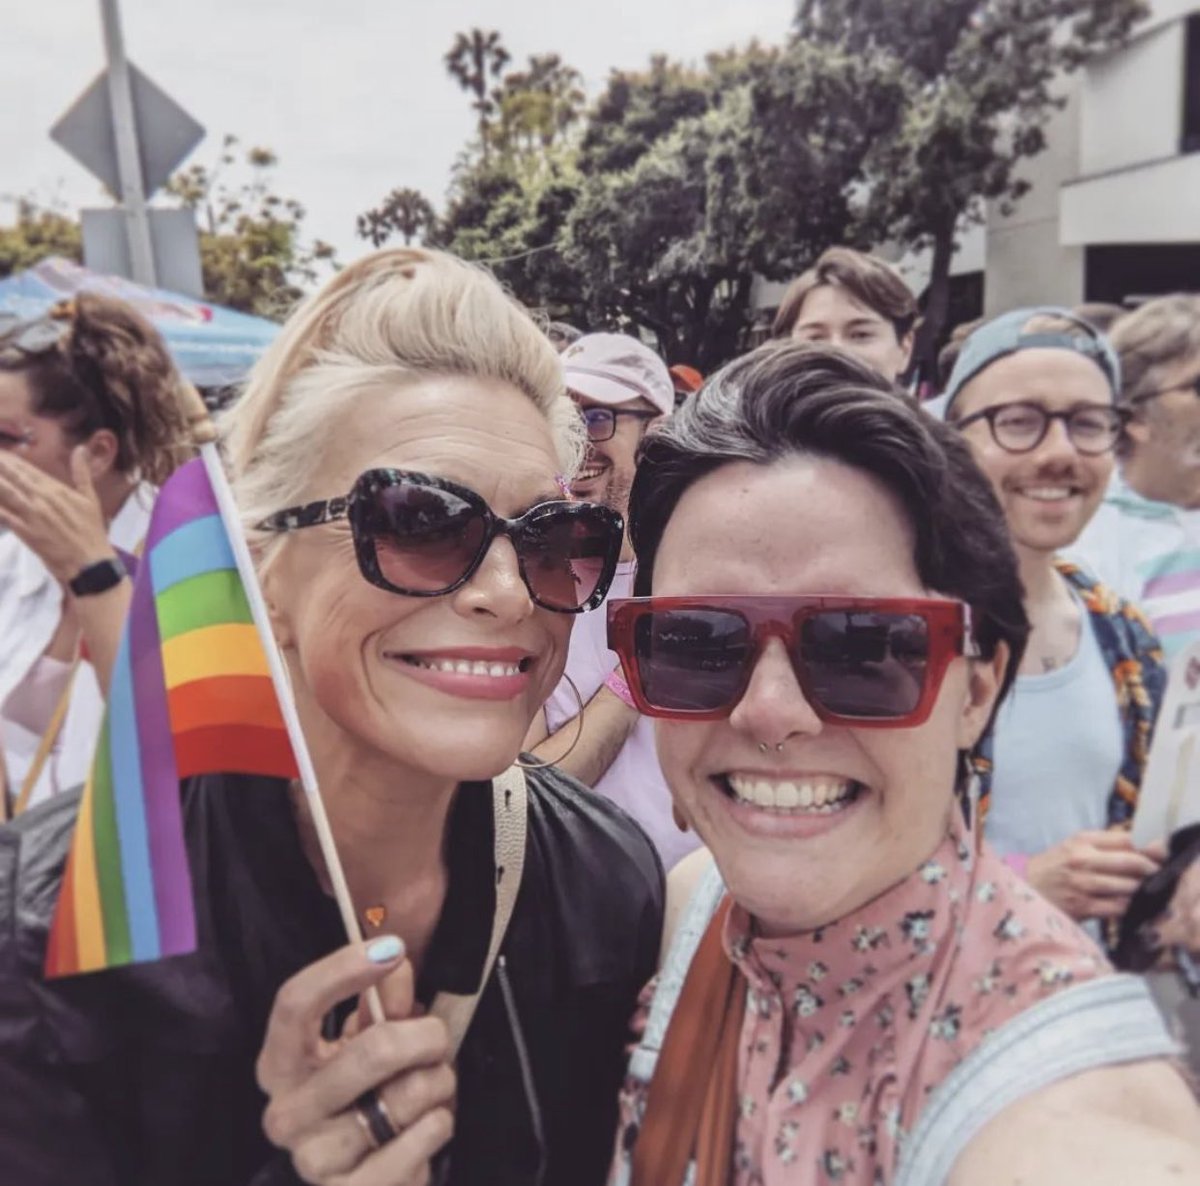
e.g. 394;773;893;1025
607;595;978;728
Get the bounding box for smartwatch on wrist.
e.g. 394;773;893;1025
68;555;128;597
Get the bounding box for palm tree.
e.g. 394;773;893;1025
445;28;512;162
355;187;436;247
490;54;586;156
533;55;586;147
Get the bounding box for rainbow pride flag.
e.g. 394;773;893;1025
45;457;298;977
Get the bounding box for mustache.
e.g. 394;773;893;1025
1015;461;1087;484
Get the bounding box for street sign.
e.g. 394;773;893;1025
82;208;204;299
51;64;204;199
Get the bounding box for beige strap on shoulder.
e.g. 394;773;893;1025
11;533;144;819
13;653;84;817
429;765;528;1058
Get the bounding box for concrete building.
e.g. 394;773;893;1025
907;0;1200;320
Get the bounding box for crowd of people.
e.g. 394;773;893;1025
0;243;1198;1185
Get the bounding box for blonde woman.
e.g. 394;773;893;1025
0;294;192;812
0;250;663;1186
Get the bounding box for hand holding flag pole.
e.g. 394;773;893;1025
47;383;388;1025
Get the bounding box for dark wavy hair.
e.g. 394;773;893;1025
629;343;1029;712
0;293;193;485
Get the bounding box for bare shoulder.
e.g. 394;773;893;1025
949;1058;1200;1186
660;847;715;965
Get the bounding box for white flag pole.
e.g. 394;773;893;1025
184;389;386;1025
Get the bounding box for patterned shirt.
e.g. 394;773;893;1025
612;815;1108;1186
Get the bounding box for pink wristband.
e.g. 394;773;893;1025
1003;852;1030;879
604;668;637;709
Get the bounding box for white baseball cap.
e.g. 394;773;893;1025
561;332;674;417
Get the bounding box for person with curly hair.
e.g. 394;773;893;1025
0;294;194;813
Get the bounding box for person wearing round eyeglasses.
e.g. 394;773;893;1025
942;308;1170;944
0;250;663;1186
606;343;1199;1186
0;294;193;816
524;333;700;870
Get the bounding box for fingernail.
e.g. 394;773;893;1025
365;935;405;964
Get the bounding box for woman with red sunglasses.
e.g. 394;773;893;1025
610;345;1200;1186
0;250;662;1186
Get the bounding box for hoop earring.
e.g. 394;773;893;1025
517;674;587;770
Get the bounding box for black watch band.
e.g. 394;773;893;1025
68;556;128;597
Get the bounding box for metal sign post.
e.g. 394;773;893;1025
98;0;156;287
51;2;205;292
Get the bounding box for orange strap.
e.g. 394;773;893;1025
630;896;745;1186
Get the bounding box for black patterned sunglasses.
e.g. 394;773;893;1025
256;468;624;613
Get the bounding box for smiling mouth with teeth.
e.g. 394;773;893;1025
1015;483;1087;503
395;655;532;678
722;774;863;814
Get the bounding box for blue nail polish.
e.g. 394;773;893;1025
366;935;404;964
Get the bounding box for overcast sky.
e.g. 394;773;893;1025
4;0;795;270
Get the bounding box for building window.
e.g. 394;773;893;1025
1085;244;1200;304
1184;14;1200;153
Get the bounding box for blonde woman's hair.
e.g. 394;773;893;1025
1110;294;1200;406
222;248;583;556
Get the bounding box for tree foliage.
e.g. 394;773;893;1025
0;198;83;278
444;29;512;163
368;6;1146;370
492;54;586;155
795;0;1149;352
577;56;714;175
0;141;332;319
357;187;436;247
430;43;894;369
166;136;336;318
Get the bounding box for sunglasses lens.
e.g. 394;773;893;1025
518;506;615;610
634;609;752;711
799;611;928;719
365;482;486;592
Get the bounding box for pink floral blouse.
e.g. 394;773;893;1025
614;818;1110;1185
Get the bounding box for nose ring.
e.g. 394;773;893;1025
757;741;785;754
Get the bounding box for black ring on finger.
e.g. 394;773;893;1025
354;1088;397;1148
